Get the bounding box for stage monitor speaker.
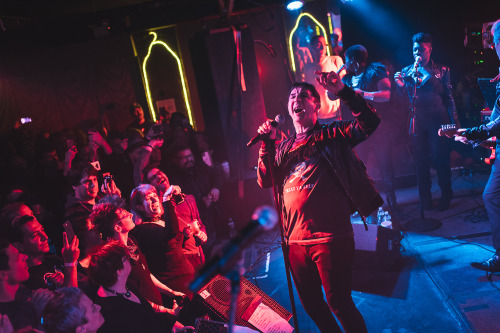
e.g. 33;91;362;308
197;274;292;330
194;318;258;333
353;223;403;269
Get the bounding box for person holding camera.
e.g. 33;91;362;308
7;215;80;291
64;162;121;256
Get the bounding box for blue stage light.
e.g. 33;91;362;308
286;0;304;11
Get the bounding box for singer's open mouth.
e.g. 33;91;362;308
294;107;305;113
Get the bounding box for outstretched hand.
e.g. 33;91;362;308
315;71;345;94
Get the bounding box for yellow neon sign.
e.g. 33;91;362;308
142;32;193;126
288;12;330;73
327;13;333;34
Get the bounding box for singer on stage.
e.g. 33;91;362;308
394;32;459;211
256;71;383;333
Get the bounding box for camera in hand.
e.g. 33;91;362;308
102;173;114;187
172;193;186;205
149;123;166;138
174;295;185;306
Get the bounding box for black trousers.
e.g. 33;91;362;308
288;238;367;333
410;127;452;201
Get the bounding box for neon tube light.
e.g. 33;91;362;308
327;12;333;34
142;32;193;126
288;12;330;73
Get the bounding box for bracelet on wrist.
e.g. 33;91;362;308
64;262;78;267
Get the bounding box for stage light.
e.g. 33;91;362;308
288;13;330;73
286;0;304;11
142;32;193;126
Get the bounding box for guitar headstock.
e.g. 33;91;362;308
439;124;457;137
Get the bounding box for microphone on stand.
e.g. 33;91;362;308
247;114;285;147
189;205;279;291
414;56;422;69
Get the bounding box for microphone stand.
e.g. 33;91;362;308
227;270;240;333
406;63;442;232
266;143;301;332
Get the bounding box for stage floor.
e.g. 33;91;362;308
240;164;498;333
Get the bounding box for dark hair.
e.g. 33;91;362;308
8;215;36;244
288;82;321;105
88;241;129;288
0;239;11;271
170;112;190;129
412;32;432;45
129;102;143;115
90;197;124;240
97;195;126;208
143;167;155;184
309;35;324;45
66;162;99;187
42;287;87;333
0;202;30;235
171;145;192;158
344;45;368;64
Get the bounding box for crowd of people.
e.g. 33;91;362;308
0;19;498;333
0;103;223;332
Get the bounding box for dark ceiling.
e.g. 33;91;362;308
0;0;285;53
0;0;223;21
0;0;497;56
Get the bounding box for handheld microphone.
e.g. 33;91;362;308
336;64;346;75
190;205;278;291
247;114;285;147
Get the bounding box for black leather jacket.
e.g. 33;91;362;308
400;60;459;125
257;86;383;239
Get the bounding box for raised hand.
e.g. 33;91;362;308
208;188;220;202
315;70;345;94
394;71;405;87
101;178;122;197
88;131;107;147
148;137;164;149
62;232;80;265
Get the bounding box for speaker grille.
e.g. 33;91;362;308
198;274;292;330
